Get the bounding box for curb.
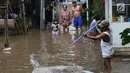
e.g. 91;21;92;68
114;48;130;56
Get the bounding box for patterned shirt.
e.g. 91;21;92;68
60;10;71;25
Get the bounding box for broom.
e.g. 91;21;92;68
59;23;98;53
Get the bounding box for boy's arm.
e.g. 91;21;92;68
80;6;84;14
86;33;106;40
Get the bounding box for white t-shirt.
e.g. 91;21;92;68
101;31;114;58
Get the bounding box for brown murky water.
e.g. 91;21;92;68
0;29;129;73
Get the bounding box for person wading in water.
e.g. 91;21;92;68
71;1;83;32
60;5;71;32
85;20;114;73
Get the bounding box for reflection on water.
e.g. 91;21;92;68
30;54;40;68
32;30;103;73
0;29;103;73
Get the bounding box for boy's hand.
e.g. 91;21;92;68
85;34;93;38
84;34;87;37
83;33;88;38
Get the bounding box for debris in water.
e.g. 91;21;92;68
30;54;40;68
83;71;94;73
68;50;74;54
68;54;75;56
24;66;29;68
17;69;21;71
123;58;130;61
3;51;11;54
2;47;11;51
32;66;93;73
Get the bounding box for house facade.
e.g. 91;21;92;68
105;0;130;47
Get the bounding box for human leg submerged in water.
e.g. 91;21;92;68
74;16;83;32
104;58;112;73
63;24;70;32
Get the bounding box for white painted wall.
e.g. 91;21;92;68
110;22;130;47
105;0;130;47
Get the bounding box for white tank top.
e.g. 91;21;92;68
100;31;114;57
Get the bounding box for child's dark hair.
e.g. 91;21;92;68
53;20;58;24
63;5;67;8
72;1;76;4
101;16;105;20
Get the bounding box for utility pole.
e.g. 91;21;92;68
86;0;89;21
21;0;27;33
40;0;45;30
22;0;26;28
3;0;11;50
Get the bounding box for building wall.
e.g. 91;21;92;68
110;22;130;47
105;0;130;47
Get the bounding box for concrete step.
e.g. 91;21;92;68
114;48;130;56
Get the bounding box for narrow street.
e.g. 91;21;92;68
0;29;130;73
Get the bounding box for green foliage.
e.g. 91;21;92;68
45;0;52;7
86;0;104;26
24;0;33;20
120;28;130;45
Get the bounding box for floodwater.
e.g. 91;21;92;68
0;29;129;73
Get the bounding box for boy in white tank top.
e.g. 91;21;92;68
85;20;114;73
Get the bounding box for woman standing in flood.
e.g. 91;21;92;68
60;5;71;32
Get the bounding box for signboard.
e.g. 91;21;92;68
117;3;125;14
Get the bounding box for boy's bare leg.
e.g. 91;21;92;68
104;59;108;71
67;26;69;32
75;27;78;33
63;25;66;32
80;26;84;33
104;58;111;73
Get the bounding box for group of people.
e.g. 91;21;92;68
59;1;83;32
52;1;114;73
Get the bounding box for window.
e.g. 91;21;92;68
112;0;130;22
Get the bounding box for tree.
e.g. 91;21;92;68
24;0;41;28
24;0;55;28
86;0;104;26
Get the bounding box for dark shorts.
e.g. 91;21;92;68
73;16;83;28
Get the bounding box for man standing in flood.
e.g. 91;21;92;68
60;5;71;32
71;1;83;32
